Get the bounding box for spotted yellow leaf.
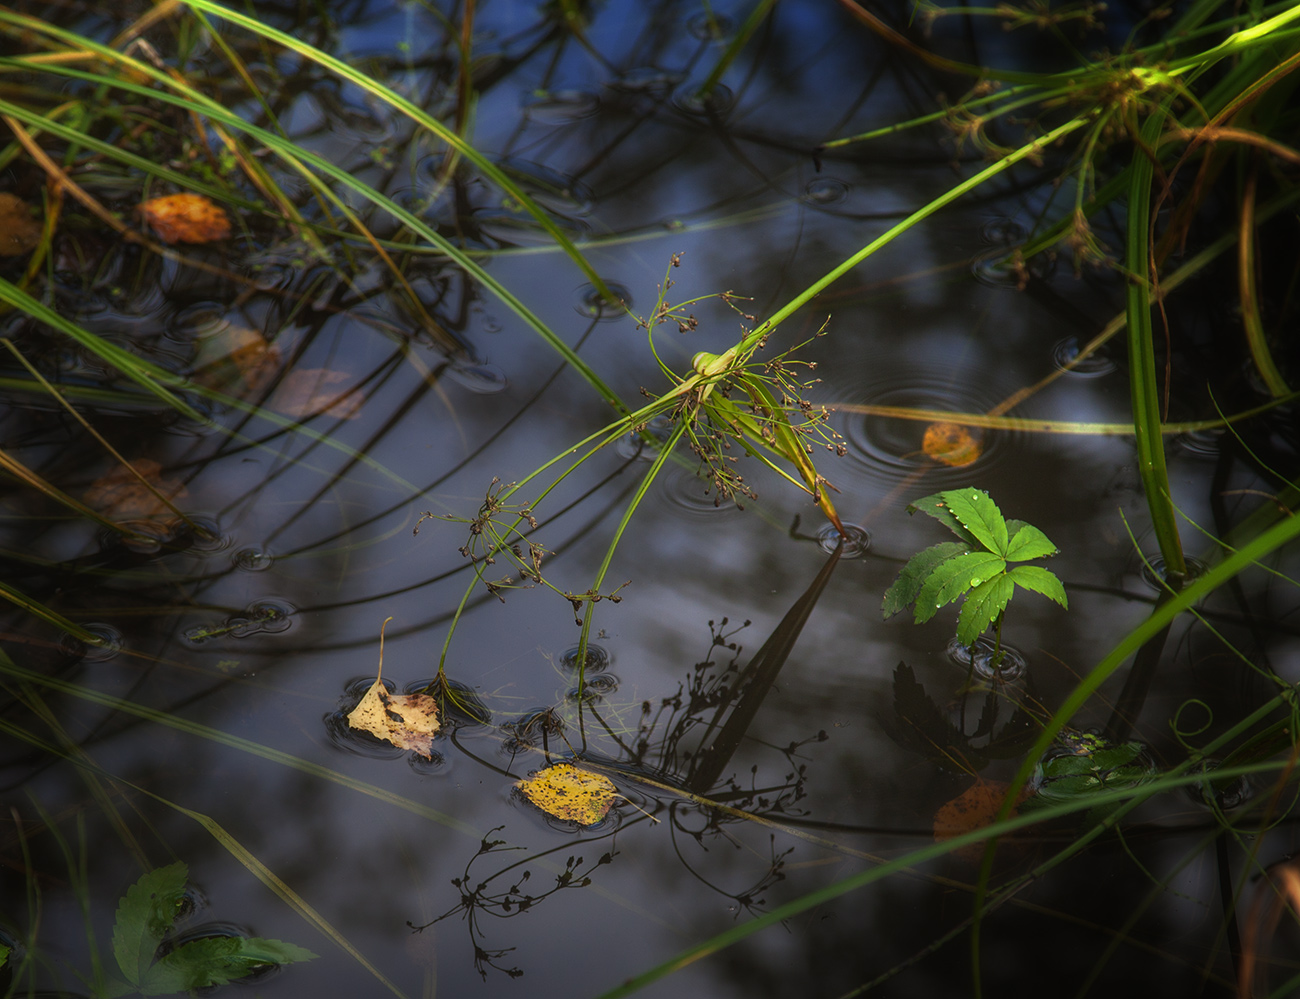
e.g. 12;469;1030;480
345;617;439;759
347;681;440;759
515;763;617;826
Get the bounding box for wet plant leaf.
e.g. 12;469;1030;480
882;541;970;619
193;324;281;393
142;935;317;995
0;192;42;256
1004;566;1068;608
906;492;980;547
942;488;1008;556
137;193;232;244
346;681;440;759
111;862;188;988
957;574;1015;647
914;551;1006;623
1004;524;1059;561
515;762;617;826
85;459;188;521
921;421;983;466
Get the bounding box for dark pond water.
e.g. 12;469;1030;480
2;1;1299;997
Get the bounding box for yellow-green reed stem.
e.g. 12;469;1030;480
1125;108;1187;586
1237;170;1290;397
574;420;689;686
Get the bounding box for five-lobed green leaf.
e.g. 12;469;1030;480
107;863;316;997
885;488;1066;646
112;863;188;987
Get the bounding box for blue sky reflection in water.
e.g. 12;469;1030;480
1;0;1298;997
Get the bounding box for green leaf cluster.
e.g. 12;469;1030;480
101;863;315;997
1024;734;1153;813
882;489;1067;647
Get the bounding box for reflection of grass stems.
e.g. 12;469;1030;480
756;116;1089;340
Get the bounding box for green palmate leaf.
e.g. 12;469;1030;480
882;541;971;618
112;863;188;986
940;488;1008;555
905;492;980;546
139;935;317;996
914;552;1006;623
1005;565;1068;608
1004;523;1059;561
957;574;1016;646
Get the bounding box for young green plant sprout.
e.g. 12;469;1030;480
882;489;1067;666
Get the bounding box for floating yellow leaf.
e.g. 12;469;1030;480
347;682;440;759
346;616;440;759
0;193;42;256
922;421;984;467
516;763;617;826
193;324;281;394
138;193;231;244
933;779;1027;860
84;459;188;521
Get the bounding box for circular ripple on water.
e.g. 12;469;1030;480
573;282;633;321
1051;336;1117;377
405;677;492;728
567;672;620;702
673;83;736;117
615;414;675;461
980;217;1027;247
445;358;508;394
559;643;610;672
523;90;601;124
1173;427;1224;459
1185;759;1253;811
817;523;871;557
803;177;850;205
947;636;1028;682
1139;554;1208;591
607;67;684;96
971;248;1056;289
834;376;1017;486
233;546;275;571
61;623;123;664
656;465;742;518
180;517;230;554
497;159;595;217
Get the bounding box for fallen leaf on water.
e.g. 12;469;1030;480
85;459;188;521
933;779;1028;860
347;682;441;759
270;369;362;420
0;193;43;256
346;617;440;758
515;763;617;826
922;421;983;467
138;193;232;244
193;324;281;393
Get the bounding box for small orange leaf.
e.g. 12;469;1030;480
933;779;1028;860
0;193;43;256
138;193;231;244
271;368;362;420
84;459;188;521
193;324;281;393
922;421;983;467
